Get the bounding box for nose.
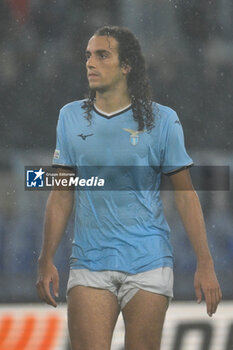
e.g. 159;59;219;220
86;55;96;69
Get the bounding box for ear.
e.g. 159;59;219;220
121;62;132;75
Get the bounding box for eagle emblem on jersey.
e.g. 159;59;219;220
123;128;144;146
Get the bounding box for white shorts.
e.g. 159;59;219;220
67;267;173;309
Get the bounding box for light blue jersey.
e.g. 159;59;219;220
53;100;193;273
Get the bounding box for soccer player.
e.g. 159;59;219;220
36;26;222;350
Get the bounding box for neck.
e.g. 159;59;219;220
94;84;131;114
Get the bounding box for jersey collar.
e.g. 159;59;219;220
93;103;132;119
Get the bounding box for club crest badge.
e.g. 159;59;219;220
53;149;60;159
123;128;144;146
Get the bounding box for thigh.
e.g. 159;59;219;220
122;289;169;350
67;286;120;350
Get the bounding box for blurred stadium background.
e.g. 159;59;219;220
0;0;232;349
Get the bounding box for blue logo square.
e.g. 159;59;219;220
26;168;45;187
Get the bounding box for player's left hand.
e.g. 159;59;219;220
194;263;222;317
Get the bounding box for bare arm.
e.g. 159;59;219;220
36;168;74;307
169;169;222;316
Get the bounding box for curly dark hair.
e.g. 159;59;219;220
82;26;155;131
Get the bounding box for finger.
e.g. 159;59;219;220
204;289;212;316
39;284;50;305
36;280;45;301
214;289;221;312
215;287;222;308
36;276;48;301
211;289;217;315
44;280;57;307
218;287;223;302
36;272;57;307
41;279;57;307
195;286;202;303
36;280;55;308
52;274;59;298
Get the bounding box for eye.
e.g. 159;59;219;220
85;53;91;60
99;52;108;59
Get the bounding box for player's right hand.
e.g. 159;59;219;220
36;259;59;308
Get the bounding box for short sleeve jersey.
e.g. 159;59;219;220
53;100;193;273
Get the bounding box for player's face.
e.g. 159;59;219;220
85;35;128;92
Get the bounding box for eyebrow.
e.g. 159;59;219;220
85;49;111;55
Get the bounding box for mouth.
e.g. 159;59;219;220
88;73;99;78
